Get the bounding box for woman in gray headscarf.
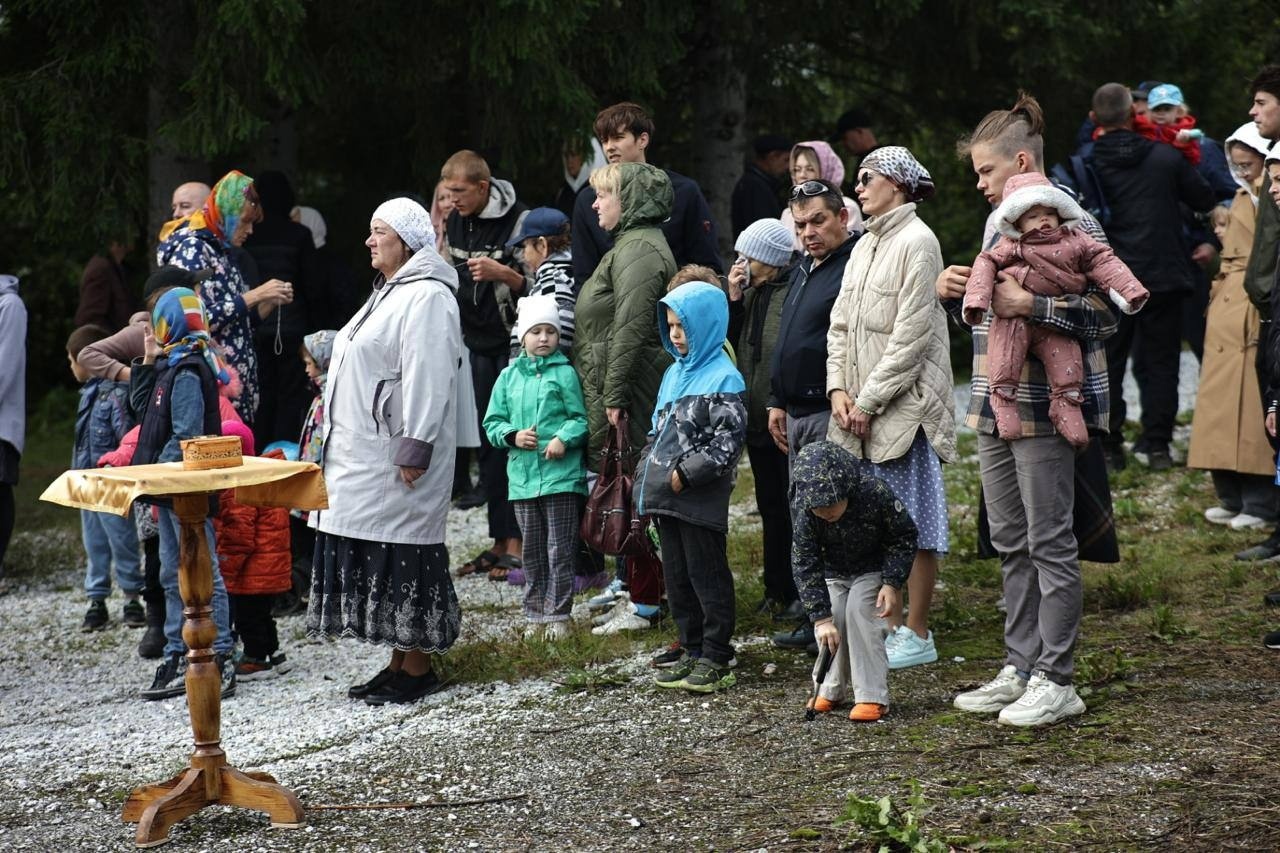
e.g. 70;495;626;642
825;145;955;672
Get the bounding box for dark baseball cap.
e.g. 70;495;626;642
751;134;793;156
1132;80;1162;101
505;207;570;249
144;265;212;298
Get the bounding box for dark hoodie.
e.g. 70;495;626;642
789;441;917;623
768;235;858;415
1090;129;1216;293
243;171;321;337
445;178;530;354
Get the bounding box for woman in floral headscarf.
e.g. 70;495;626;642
157;170;295;424
825;145;954;673
297;329;335;466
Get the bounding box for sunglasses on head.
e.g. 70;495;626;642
790;180;835;200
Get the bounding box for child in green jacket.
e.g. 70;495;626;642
483;295;589;639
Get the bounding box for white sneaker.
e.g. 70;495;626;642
592;592;634;626
543;621;569;641
586;578;625;611
522;623;542;641
1204;506;1238;525
997;672;1086;727
591;608;656;635
1230;513;1270;531
953;665;1027;713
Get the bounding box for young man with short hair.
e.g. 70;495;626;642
570;102;722;289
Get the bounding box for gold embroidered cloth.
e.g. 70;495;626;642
40;457;329;517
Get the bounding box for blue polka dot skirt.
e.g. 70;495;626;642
868;428;949;554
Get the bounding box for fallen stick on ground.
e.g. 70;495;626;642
309;793;528;811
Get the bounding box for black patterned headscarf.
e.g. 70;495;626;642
859;146;936;202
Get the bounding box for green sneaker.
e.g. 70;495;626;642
654;655;697;689
682;659;736;693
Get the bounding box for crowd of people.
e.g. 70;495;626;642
2;70;1280;727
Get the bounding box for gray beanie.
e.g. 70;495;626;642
734;218;795;268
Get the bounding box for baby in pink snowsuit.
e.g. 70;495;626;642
963;172;1148;447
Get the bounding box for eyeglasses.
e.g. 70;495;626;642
1230;161;1255;176
790;180;830;200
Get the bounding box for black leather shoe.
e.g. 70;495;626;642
1264;590;1280;607
347;668;395;699
771;621;815;650
773;599;806;623
364;670;442;706
453;488;487;510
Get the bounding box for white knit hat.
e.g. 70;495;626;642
371;197;434;252
515;294;561;344
734;218;795;268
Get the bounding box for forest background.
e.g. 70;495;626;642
4;0;1280;405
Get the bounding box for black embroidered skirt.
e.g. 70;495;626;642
307;532;462;653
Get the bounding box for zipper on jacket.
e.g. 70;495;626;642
371;379;387;435
635;411;674;516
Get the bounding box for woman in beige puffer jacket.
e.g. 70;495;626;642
825;146;956;670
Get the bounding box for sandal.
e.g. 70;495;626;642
487;553;522;583
457;549;500;577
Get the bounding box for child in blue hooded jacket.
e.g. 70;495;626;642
636;280;747;693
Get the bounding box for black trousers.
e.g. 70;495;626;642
230;592;279;660
253;335;312;451
470;348;520;540
656;516;735;665
1105;291;1185;451
746;439;797;604
141;535;164;607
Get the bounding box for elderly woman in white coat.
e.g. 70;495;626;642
826;146;956;671
307;197;463;707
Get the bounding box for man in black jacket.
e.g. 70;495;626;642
765;179;860;651
244;170;321;449
730;134;791;240
442;150;530;571
1088;83;1216;471
570;102;723;289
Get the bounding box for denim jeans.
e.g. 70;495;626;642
157;507;232;656
81;509;143;599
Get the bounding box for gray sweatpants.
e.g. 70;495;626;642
786;409;832;474
978;433;1081;685
816;574;890;706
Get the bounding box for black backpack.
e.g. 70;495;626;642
1051;154;1111;228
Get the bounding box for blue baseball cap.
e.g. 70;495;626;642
504;207;569;249
1147;84;1185;109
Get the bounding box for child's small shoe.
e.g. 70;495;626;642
805;696;836;714
849;703;886;722
543;621;568;641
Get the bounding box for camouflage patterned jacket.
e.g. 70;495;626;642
635;282;747;533
790;441;917;623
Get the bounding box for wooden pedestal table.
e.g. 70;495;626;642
41;457;328;848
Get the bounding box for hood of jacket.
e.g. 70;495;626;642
1092;129;1155;169
794;140;845;187
254;171;296;219
993;173;1086;239
790;440;865;511
615;163;674;235
0;273;18;298
653;282;745;423
385;244;460;292
1225;121;1272;198
565;139;608;193
479;178;520;220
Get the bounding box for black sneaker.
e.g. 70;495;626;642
681;658;736;693
141;653;187;700
1145;449;1173;471
453;488;487;510
137;601;165;659
1264;590;1280;608
121;599;146;628
773;599;806;624
650;641;684;668
81;600;108;632
1102;445;1126;472
364;670;442;706
1235;535;1280;562
348;667;396;699
1264;629;1280;650
771;621;815;650
216;653;237;698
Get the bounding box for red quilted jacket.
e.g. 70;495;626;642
212;449;292;595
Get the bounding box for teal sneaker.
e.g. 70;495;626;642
886;625;937;670
681;659;736;693
655;655;698;689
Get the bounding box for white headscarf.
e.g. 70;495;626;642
371;197;434;252
1225;121;1274;203
294;205;327;249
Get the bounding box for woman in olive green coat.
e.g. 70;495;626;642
573;163;677;470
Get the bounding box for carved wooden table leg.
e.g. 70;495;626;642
122;494;304;847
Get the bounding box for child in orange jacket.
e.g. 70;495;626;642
215;420;294;680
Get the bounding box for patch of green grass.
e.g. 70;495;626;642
836;780;949;852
